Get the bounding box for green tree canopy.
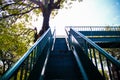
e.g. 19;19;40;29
0;0;83;39
0;0;83;75
0;22;34;75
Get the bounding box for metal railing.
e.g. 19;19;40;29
66;26;120;48
65;27;120;80
0;28;53;80
65;28;89;80
66;26;120;31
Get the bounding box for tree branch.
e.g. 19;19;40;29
50;0;54;3
52;0;61;9
30;0;41;5
0;6;39;20
30;0;44;12
1;0;23;10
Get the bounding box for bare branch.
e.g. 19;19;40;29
0;0;23;10
50;0;54;4
52;0;61;9
30;0;39;5
30;0;42;6
30;0;44;12
0;6;39;20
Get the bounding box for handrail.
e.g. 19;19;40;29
51;29;56;51
66;27;120;80
0;28;52;80
66;26;120;48
65;28;88;80
72;46;88;80
40;28;56;80
70;29;120;67
66;26;120;31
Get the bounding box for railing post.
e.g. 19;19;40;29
106;59;113;80
99;52;105;79
13;71;17;80
24;58;29;80
84;41;88;55
20;64;24;80
88;45;93;62
93;48;98;69
66;26;120;80
68;30;73;50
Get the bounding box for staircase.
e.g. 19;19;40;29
1;27;120;80
44;38;82;80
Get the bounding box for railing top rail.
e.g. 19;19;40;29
1;28;51;79
69;28;120;68
66;26;120;31
78;31;120;36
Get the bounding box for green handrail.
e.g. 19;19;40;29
70;28;120;68
68;28;120;80
65;28;89;80
0;28;53;80
66;26;120;31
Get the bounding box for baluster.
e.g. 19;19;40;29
84;41;88;55
106;59;113;80
24;58;29;80
111;63;120;80
13;70;18;80
20;64;24;80
88;45;93;62
99;52;105;79
33;47;37;64
93;48;98;69
116;67;120;80
30;51;34;71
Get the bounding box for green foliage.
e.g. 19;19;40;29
105;48;120;61
61;0;82;9
0;0;83;56
99;70;109;80
0;0;82;20
0;0;83;76
0;22;34;56
33;8;42;16
0;20;34;75
0;7;35;74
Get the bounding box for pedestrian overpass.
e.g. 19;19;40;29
1;26;120;80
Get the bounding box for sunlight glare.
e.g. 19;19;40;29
32;0;120;35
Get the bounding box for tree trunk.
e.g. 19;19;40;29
34;7;51;42
38;8;51;37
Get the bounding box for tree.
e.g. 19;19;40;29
0;22;34;75
0;0;83;41
0;0;83;75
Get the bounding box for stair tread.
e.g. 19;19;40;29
44;38;82;80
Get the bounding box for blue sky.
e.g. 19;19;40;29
92;0;120;25
51;0;120;35
53;0;120;25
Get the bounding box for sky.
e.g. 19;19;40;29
33;0;120;35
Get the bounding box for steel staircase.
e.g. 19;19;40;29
0;27;120;80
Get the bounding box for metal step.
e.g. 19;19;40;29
53;38;68;51
44;38;83;80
